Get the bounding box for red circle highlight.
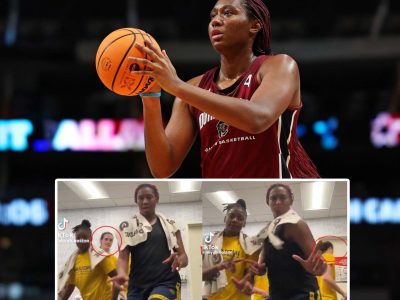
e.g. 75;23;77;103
90;225;123;257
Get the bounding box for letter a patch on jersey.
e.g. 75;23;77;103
244;74;252;87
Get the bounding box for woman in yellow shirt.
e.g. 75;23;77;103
202;199;263;300
59;220;119;300
317;242;347;300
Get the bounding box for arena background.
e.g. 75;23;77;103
0;0;399;299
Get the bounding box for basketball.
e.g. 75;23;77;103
95;28;160;96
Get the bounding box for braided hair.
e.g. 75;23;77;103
72;219;92;233
223;198;247;215
241;0;272;55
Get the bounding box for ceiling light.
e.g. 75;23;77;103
64;181;109;200
301;181;334;210
169;181;202;193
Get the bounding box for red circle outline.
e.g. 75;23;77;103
90;225;123;257
314;235;347;257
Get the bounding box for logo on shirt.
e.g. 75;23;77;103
199;112;215;130
216;121;229;138
119;221;129;231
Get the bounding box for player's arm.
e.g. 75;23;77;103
162;230;188;271
287;221;327;276
59;284;75;300
322;264;347;298
172;54;299;134
175;230;188;268
109;247;130;294
141;77;200;178
133;40;299;134
116;247;130;278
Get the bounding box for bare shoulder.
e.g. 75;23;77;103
260;54;299;76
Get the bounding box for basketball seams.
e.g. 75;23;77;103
110;33;138;91
96;33;134;72
96;28;158;96
127;30;151;96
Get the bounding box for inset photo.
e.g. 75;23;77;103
202;180;348;300
56;180;202;300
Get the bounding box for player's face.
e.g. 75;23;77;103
209;0;253;52
224;207;246;236
75;229;91;253
100;234;114;252
136;187;158;217
268;186;293;217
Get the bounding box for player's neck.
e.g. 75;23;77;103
142;213;157;225
219;49;256;81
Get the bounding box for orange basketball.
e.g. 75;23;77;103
95;28;160;96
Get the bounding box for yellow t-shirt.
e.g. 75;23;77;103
252;274;269;300
104;255;118;298
68;251;117;300
317;253;337;300
209;236;257;300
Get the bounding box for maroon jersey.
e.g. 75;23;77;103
191;55;319;178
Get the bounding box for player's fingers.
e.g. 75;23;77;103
171;257;180;271
127;56;156;70
249;264;260;274
162;253;177;264
310;250;323;265
162;49;169;60
292;254;305;265
231;276;243;288
143;38;164;57
130;71;154;77
135;41;161;62
312;256;322;272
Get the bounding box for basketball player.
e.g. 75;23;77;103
317;241;347;299
234;184;327;300
58;220;119;300
202;199;266;299
130;0;319;178
109;184;188;300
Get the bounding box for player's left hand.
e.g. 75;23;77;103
292;240;327;276
129;40;182;95
231;272;254;295
162;253;185;271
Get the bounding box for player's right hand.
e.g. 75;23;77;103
218;255;243;272
108;274;129;290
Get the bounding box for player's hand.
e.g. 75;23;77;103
239;259;266;275
162;253;186;271
129;39;182;95
108;274;129;291
231;272;254;295
292;240;327;276
217;255;243;272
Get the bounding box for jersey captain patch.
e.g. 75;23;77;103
244;74;252;87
